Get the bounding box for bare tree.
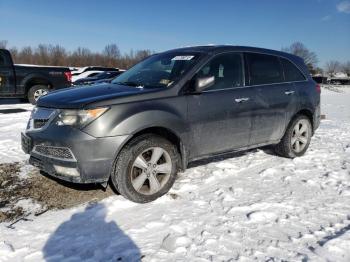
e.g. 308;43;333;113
49;45;67;66
135;50;152;61
35;44;50;65
69;47;93;66
103;44;121;67
0;40;8;49
118;49;153;68
282;42;318;71
342;61;350;77
8;47;18;62
311;67;324;76
325;60;341;77
103;44;121;59
19;46;34;64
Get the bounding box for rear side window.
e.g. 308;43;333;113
281;58;306;82
245;53;283;85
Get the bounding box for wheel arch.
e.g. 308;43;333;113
110;126;187;178
294;108;314;133
279;108;315;142
22;75;52;95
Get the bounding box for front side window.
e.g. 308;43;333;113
196;53;243;91
246;53;283;85
112;52;200;88
281;58;306;82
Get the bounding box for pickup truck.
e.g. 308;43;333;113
0;49;72;104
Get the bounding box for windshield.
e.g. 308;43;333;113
112;52;200;88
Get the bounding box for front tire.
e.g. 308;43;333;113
110;134;180;203
28;85;49;105
275;115;312;158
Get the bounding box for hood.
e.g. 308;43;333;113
37;83;161;109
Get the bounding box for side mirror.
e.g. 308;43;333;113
194;76;215;92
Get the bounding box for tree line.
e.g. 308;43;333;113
1;40;349;77
0;40;152;69
282;42;350;77
324;60;350;77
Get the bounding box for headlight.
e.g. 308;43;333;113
56;107;108;128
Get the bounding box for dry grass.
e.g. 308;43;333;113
0;163;114;222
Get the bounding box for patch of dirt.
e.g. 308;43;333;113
0;163;114;222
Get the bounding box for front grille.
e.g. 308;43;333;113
33;145;75;160
34;119;49;129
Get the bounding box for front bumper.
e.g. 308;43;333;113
22;125;129;184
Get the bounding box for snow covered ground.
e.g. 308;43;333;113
0;86;350;261
0;102;32;164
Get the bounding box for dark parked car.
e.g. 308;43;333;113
327;77;350;85
312;76;327;84
22;45;321;203
0;49;72;104
73;71;123;86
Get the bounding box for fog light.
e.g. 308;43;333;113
53;165;80;177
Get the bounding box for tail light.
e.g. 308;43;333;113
316;83;321;93
64;71;72;82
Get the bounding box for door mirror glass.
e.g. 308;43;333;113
195;76;215;92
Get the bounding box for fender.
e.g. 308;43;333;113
84;96;189;139
113;110;187;137
20;73;52;92
83;97;189;169
279;107;315;143
83;96;189;170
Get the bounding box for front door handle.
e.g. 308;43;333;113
284;90;295;95
235;97;250;103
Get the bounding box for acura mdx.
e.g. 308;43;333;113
22;46;321;203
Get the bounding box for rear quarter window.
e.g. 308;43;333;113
245;53;283;85
281;58;306;82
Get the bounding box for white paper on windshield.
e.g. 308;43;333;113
171;55;194;61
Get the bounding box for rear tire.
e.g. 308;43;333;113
28;85;49;105
110;134;180;203
275;115;312;158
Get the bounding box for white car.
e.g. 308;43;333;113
71;70;103;82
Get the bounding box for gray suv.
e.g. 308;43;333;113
22;46;321;203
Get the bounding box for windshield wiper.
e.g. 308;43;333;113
114;81;144;87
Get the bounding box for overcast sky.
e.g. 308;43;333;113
0;0;349;67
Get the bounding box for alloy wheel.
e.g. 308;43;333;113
33;89;48;101
291;119;310;153
130;147;172;195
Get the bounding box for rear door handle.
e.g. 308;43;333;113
284;90;295;95
235;97;250;103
